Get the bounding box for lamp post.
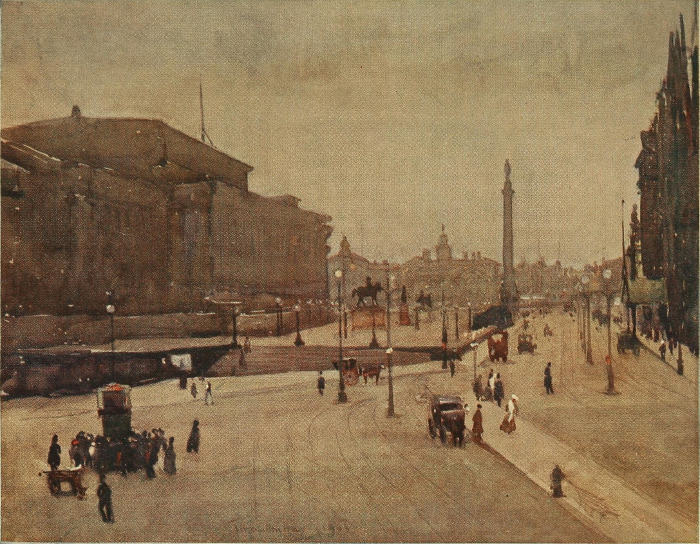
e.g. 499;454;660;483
275;297;283;336
601;268;618;394
385;270;396;417
471;341;479;382
106;290;116;382
294;303;305;346
467;302;472;334
335;269;347;403
441;285;448;369
581;274;593;364
386;347;395;417
454;307;459;341
414;307;420;330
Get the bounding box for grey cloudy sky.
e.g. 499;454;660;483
2;0;695;267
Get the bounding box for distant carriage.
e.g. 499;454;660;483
332;358;360;386
488;331;509;362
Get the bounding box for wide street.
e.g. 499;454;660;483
1;310;696;542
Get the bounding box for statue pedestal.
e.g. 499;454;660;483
399;303;411;325
351;306;386;330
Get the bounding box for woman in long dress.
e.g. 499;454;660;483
500;394;519;434
163;437;176;475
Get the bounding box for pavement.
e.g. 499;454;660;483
1;309;697;542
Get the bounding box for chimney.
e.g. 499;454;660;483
71;105;81;118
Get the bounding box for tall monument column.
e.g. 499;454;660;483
501;159;518;312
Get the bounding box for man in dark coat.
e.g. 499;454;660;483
544;362;554;394
47;434;61;471
449;360;455;378
472;404;483;443
494;374;504;407
551;465;565;497
186;420;200;453
97;474;114;522
317;371;325;395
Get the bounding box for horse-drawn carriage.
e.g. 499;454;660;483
617;330;640;355
333;358;360;386
488;331;509;362
427;394;466;446
517;334;537;354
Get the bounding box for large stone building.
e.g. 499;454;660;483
633;13;698;351
1;108;332;317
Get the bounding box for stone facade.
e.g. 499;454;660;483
329;230;501;309
1;110;332;318
634;13;698;350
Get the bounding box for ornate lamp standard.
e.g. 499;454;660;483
454;306;459;341
581;274;593;364
106;290;116;382
467;302;472;334
470;340;479;382
601;268;618;394
275;297;283;336
441;284;448;370
385;272;397;416
334;269;347;403
294;303;305;346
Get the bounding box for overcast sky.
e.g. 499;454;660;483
2;0;696;267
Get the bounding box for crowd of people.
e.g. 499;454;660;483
48;427;179;478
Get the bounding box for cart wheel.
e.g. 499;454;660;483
439;425;447;444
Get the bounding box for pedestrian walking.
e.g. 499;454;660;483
317;371;325;395
473;374;484;400
449;360;455;377
494;374;504;407
659;341;666;362
472;404;483;443
550;465;565;497
544;362;554;394
499;394;519;434
97;474;114;523
163;437;176;475
205;381;214;405
487;370;495;394
244;336;252;353
190;381;197;399
186;420;200;453
47;434;61;471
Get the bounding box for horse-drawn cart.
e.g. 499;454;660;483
332;358;360;386
41;467;87;499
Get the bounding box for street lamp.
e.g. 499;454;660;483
385;272;396;417
601;268;618;394
293;303;305;346
467;302;472;334
441;284;448;369
275;297;283;336
106;290;116;382
470;341;479;382
581;274;593;364
335;269;347;403
386;347;395;417
454;306;459;341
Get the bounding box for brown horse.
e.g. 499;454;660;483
361;364;384;384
